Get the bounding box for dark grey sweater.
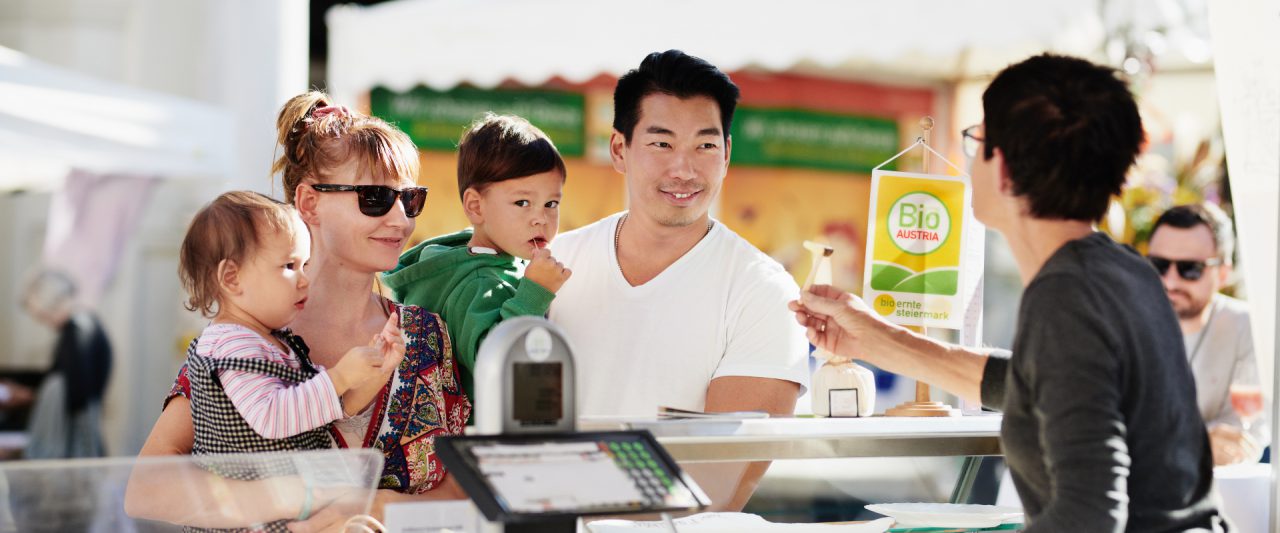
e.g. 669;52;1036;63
981;233;1221;532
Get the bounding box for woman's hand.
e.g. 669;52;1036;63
788;285;882;361
287;488;385;533
791;284;991;404
285;504;349;533
287;481;469;533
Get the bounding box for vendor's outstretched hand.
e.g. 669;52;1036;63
788;284;879;362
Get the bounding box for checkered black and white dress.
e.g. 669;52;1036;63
166;301;472;495
184;332;333;533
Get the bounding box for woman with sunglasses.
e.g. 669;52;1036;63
130;92;470;530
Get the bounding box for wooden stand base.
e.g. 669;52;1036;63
884;379;961;417
885;401;960;417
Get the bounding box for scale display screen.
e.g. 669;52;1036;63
437;431;707;521
512;362;562;425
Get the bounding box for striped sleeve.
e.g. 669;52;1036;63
210;330;344;439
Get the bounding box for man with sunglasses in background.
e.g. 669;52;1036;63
1148;203;1269;464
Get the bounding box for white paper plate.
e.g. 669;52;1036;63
864;503;1023;528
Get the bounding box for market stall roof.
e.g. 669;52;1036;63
326;0;1211;105
0;45;234;190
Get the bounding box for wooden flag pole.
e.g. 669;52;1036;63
884;117;960;418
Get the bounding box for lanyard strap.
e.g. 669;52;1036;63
873;137;968;175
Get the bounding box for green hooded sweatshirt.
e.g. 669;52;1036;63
383;229;555;405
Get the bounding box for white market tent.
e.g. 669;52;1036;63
326;0;1211;104
0;44;237;458
0;45;233;190
325;0;1259;380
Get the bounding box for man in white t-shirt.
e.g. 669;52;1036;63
550;50;808;422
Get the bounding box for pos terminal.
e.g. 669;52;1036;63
437;318;710;532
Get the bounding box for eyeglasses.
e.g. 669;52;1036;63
1147;255;1223;281
310;184;428;218
961;125;985;159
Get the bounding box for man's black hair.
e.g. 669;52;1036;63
1150;203;1235;262
613;50;740;143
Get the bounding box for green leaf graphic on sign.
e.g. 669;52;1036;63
870;263;915;291
891;270;959;295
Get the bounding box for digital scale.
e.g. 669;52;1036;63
438;318;710;533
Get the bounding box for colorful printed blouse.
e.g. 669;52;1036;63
166;302;472;493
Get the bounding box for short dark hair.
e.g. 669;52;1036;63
456;113;566;200
982;54;1145;221
613;50;740;143
1151;203;1235;262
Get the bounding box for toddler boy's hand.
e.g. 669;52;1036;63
525;247;572;293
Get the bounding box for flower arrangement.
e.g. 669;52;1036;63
1103;138;1228;254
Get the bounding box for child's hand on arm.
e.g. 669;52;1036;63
524;248;572;293
337;312;406;416
371;310;407;370
326;346;382;398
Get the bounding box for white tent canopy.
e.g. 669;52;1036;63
326;0;1210;106
0;45;233;190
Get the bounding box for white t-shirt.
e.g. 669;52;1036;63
549;212;810;417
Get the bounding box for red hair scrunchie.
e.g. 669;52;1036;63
311;105;350;120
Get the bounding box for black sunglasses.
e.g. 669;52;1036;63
311;184;428;218
1147;255;1223;281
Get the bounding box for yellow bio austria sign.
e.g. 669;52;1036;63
862;170;971;329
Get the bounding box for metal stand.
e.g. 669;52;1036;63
884;325;960;417
949;456;983;503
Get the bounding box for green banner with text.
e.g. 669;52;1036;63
370;86;585;156
730;107;899;173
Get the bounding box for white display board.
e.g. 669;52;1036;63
1208;0;1280;529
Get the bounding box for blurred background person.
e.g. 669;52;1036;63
18;269;112;459
1147;203;1269;465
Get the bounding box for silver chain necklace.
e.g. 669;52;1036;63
614;214;713;278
